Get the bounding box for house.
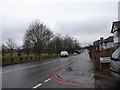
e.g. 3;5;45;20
111;21;120;47
103;36;114;49
99;37;104;50
93;36;114;50
93;40;100;50
93;37;104;50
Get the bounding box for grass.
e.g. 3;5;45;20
93;69;111;76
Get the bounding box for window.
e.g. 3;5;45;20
112;47;120;59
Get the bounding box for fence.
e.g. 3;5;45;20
90;49;115;70
2;55;59;66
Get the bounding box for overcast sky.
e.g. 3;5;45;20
1;0;119;47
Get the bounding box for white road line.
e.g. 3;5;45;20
2;60;59;74
44;78;51;82
91;71;94;78
2;57;68;74
44;62;47;64
2;64;40;74
32;83;42;88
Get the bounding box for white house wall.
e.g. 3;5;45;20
113;31;120;44
103;43;107;49
103;42;114;49
107;42;114;49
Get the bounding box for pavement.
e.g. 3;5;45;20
94;72;120;88
2;50;94;88
52;50;95;88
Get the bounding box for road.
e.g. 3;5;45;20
2;50;94;88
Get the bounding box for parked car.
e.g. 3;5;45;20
73;52;78;55
60;51;69;57
110;47;120;82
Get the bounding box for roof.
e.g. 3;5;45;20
93;40;100;45
104;36;113;43
111;21;120;33
93;36;113;45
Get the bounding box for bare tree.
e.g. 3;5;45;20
73;39;81;52
2;43;8;57
49;34;81;54
23;20;53;56
62;35;81;53
23;40;31;56
52;34;63;54
6;38;17;57
46;40;54;56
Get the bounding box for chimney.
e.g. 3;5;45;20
100;37;104;44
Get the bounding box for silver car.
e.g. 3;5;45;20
110;47;120;82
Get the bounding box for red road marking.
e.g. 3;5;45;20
50;62;93;88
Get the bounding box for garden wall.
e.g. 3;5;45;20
91;49;115;70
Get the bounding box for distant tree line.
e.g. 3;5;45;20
2;20;81;57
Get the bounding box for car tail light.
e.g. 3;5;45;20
119;57;120;61
116;72;120;75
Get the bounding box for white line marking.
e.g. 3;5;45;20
2;64;40;74
44;63;47;64
2;59;59;74
44;78;51;82
32;83;42;88
3;55;70;74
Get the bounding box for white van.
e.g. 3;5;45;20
60;51;69;57
110;47;120;82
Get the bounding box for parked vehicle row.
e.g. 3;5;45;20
60;51;82;57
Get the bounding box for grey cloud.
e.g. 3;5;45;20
2;20;30;45
1;1;118;47
52;16;117;46
54;16;115;36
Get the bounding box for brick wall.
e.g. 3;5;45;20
91;49;115;70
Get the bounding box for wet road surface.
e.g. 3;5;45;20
2;50;94;88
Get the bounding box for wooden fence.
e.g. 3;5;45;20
90;49;115;70
2;55;59;66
